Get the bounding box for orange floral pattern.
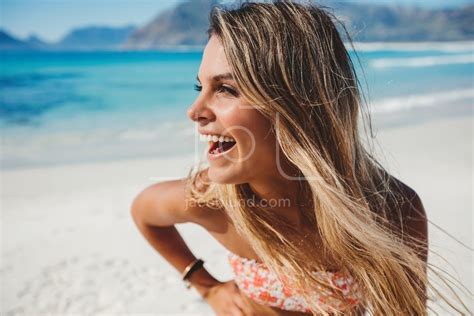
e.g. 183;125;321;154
227;252;363;313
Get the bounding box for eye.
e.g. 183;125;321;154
217;84;239;97
193;83;202;92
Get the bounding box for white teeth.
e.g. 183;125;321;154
199;134;236;143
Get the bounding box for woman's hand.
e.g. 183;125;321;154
204;280;256;316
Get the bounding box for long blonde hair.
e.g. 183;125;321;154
186;1;471;314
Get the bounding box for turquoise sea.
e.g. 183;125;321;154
1;42;473;169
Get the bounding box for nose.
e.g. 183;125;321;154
187;96;215;125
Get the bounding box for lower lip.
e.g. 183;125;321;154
207;142;237;161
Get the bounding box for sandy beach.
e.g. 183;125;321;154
1;113;472;315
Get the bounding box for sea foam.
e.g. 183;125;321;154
370;54;474;69
372;88;474;113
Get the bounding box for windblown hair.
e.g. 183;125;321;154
186;1;470;314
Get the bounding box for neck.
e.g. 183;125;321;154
248;160;304;227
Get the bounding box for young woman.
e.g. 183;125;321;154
131;1;468;315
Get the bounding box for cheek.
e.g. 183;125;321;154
253;128;277;163
221;109;276;163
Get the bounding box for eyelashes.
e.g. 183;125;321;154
193;83;239;97
219;85;239;97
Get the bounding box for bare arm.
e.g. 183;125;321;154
130;177;221;298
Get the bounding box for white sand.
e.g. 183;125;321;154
1;114;472;315
373;115;473;313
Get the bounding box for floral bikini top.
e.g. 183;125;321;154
227;251;363;313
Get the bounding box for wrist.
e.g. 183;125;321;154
193;282;215;299
186;267;221;299
182;258;205;289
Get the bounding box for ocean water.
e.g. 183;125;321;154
1;42;473;169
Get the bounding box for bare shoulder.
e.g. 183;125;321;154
130;169;224;228
391;176;427;224
390;176;428;261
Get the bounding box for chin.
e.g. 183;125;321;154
207;164;244;185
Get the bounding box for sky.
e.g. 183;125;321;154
1;0;472;42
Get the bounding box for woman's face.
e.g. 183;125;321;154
187;35;278;184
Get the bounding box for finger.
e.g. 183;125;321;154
229;306;245;316
233;294;254;316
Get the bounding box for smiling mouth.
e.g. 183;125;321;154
208;140;236;155
200;134;237;156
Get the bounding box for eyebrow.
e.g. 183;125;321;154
196;72;235;83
